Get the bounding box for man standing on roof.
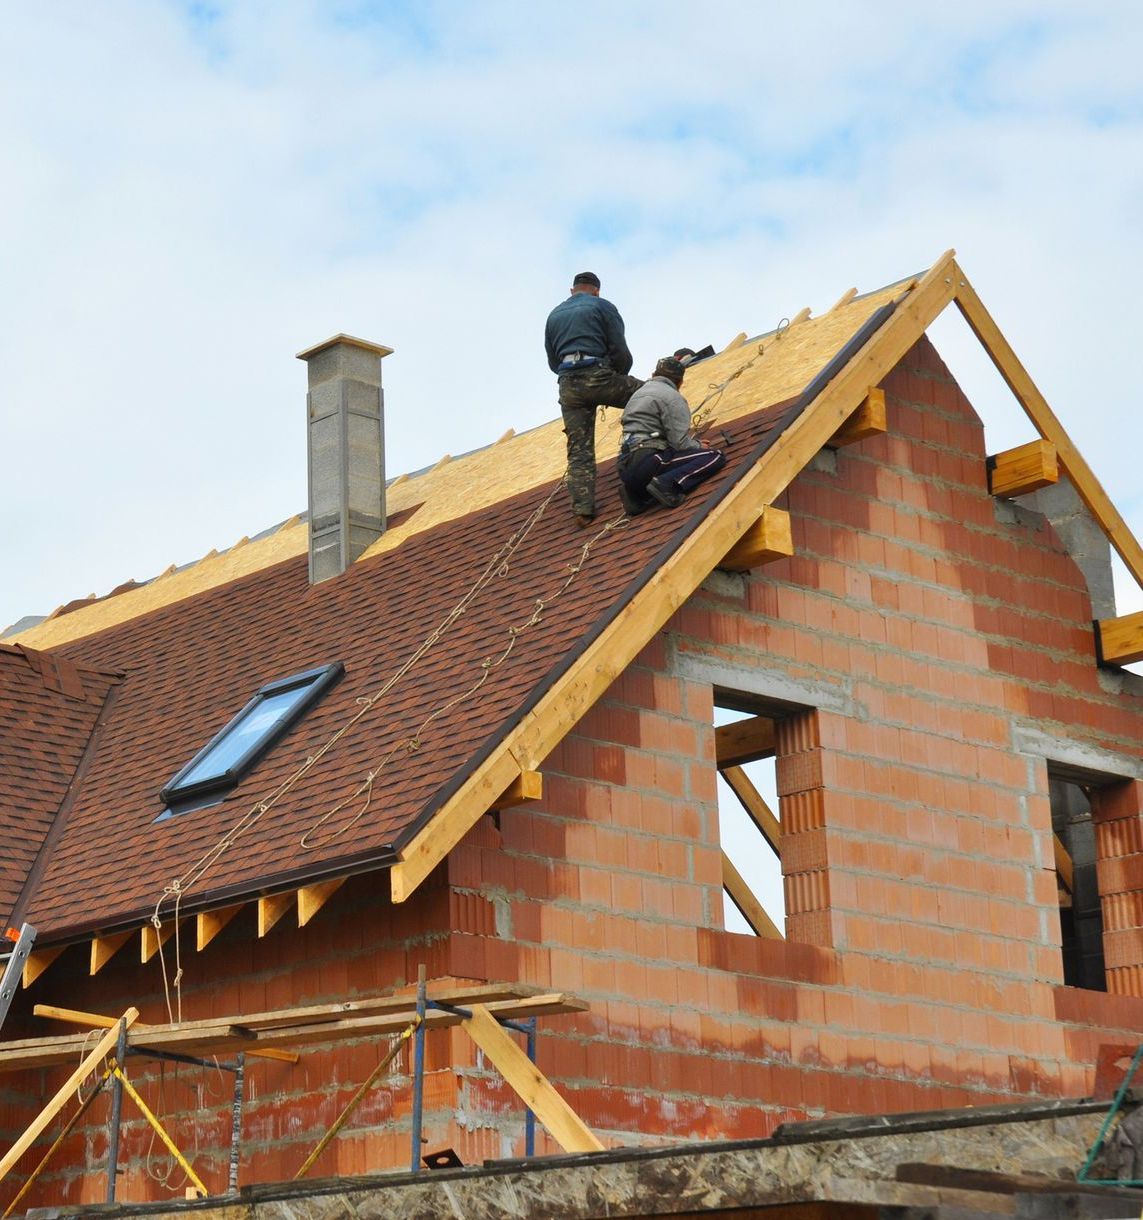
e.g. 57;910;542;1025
545;272;644;527
617;357;726;515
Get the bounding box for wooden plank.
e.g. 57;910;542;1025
1053;834;1074;892
197;903;243;951
722;851;782;939
390;250;960;905
830;387;887;447
988;438;1058;497
720;765;781;853
297;879;345;928
462;1003;604;1154
0;992;587;1071
90;931;132;976
790;307;812;326
141;921;176;964
720;507;793;571
715;716;776;767
258;891;293;937
0;1008;138;1183
721;331;748;353
1096;609;1143;667
22;946;64;988
954;272;1143;591
489;769;543;811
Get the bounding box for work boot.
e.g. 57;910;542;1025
575;512;596;529
646;477;685;509
618;482;649;517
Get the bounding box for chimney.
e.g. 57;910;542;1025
297;334;394;584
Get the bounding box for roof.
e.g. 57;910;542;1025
0;644;120;926
6;250;1142;945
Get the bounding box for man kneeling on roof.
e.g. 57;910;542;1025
617;356;726;516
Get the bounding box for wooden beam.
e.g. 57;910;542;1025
197;904;243;951
720;765;781;853
489;769;543;811
988;438;1058;498
22;947;65;988
1053;834;1074;893
829;287;857;313
90;931;132;976
297;879;345;928
721;331;747;353
141;921;176;964
0;1008;138;1184
715;716;777;767
790;306;812;326
462;1003;604;1153
719;507;793;571
390;250;960;904
954;272;1143;592
1;992;586;1072
258;892;294;937
1096;609;1143;667
722;851;782;939
830;386;887;447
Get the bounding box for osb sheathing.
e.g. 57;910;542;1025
10;279;909;652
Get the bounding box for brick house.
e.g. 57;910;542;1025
2;249;1143;1212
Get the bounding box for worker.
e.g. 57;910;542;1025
545;272;644;526
617;356;726;515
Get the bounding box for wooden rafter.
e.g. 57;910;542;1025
258;892;293;938
141;921;176;964
988;439;1058;498
721;851;782;939
390;250;960;903
298;879;345;928
720;765;781;853
197;904;243;951
1096;610;1143;668
90;931;131;976
461;1003;604;1153
715;717;777;768
954;272;1143;592
23;947;65;989
719;507;793;572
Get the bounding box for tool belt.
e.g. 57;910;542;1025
619;433;668;466
557;351;602;374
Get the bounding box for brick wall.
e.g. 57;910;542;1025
6;335;1143;1210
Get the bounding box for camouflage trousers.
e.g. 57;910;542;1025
558;365;644;516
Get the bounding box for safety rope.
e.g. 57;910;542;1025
150;476;626;1021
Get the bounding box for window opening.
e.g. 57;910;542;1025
159;662;344;818
1050;773;1105;991
714;701;784;937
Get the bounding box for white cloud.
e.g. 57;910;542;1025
2;0;1143;633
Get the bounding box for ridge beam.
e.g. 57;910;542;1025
719;507;793;572
1096;609;1143;668
988;439;1058;498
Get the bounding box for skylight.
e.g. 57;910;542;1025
158;662;344;817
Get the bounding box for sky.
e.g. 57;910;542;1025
3;1;1143;633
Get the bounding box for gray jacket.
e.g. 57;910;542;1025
620;376;700;453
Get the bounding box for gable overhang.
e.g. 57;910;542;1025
389;249;1143;905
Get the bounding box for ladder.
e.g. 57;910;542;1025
0;924;36;1034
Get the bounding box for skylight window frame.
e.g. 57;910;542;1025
159;662;344;814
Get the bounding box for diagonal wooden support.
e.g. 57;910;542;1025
298;880;345;928
720;765;781;853
197;904;243;951
721;851;782;939
462;1003;604;1154
23;947;65;989
91;932;132;976
955;272;1143;592
141;921;176;964
0;1008;139;1185
258;892;293;938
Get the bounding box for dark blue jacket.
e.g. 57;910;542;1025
545;293;634;375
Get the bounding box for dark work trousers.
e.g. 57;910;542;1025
558;365;644;517
619;444;726;503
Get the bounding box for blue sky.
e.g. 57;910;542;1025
3;0;1143;633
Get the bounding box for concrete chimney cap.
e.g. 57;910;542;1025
296;333;394;361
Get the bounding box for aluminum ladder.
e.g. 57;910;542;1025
0;923;36;1033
